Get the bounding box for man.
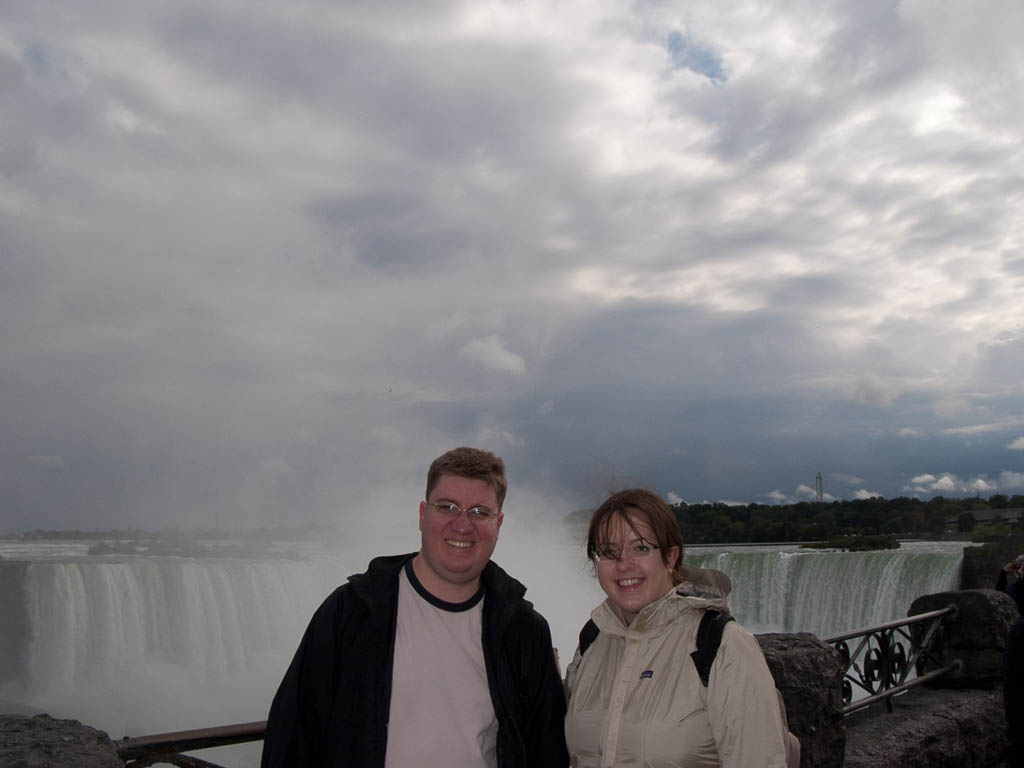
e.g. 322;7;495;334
260;447;568;767
998;555;1024;616
1007;608;1024;768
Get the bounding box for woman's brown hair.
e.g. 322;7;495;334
586;488;686;584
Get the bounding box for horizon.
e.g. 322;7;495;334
4;490;1020;539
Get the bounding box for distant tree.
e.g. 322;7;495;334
882;516;904;534
972;518;1009;542
813;510;837;538
957;512;976;533
903;508;926;533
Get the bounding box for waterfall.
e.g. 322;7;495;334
2;551;357;749
687;542;964;636
22;557;337;695
0;538;965;765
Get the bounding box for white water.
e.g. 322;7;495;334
687;541;963;636
0;537;965;766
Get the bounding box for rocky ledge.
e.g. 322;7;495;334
0;713;122;768
843;687;1005;768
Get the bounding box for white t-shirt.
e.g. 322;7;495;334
384;561;498;768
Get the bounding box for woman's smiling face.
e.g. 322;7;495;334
595;510;679;626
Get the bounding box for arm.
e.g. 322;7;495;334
564;645;583;703
260;588;347;768
706;623;788;768
518;613;570;768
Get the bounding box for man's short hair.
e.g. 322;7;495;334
425;447;508;509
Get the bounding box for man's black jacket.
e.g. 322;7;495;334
260;553;569;767
1006;617;1024;768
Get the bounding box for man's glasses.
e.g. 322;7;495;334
427;501;500;522
593;541;661;562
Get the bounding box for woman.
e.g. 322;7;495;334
564;489;789;768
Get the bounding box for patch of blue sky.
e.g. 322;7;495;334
24;42;68;79
667;30;726;85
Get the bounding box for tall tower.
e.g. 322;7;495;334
816;472;823;503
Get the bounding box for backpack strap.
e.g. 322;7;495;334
578;618;599;656
691;609;734;686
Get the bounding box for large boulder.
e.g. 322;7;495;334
0;714;121;768
960;538;1024;590
843;687;1004;768
758;632;846;768
0;562;28;687
909;588;1017;687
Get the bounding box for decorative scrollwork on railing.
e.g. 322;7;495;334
822;604;962;715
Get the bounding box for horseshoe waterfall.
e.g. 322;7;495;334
0;539;963;764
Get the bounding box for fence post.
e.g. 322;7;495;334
758;632;846;768
908;588;1016;687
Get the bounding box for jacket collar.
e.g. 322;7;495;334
348;552;528;616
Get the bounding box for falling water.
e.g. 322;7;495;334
0;538;965;766
687;542;963;636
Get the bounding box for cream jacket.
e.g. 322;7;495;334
565;567;788;768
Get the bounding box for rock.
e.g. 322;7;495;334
0;714;122;768
843;687;1005;768
960;538;1024;590
909;589;1017;687
0;562;28;687
758;632;846;768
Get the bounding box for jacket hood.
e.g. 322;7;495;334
676;563;732;606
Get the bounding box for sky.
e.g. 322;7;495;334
2;0;1024;534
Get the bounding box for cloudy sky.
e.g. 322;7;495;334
2;0;1024;534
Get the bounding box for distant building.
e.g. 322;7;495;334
944;507;1023;532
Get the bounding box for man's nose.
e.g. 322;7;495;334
451;508;474;532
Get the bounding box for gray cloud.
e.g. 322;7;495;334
2;0;1024;533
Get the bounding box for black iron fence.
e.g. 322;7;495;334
821;603;962;715
116;605;964;766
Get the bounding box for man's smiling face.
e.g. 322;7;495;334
413;473;503;602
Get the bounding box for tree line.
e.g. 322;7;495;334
671;493;1024;544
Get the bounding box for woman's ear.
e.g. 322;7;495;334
666;545;681;571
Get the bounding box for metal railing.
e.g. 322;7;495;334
115;606;964;764
822;603;962;715
117;720;265;768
